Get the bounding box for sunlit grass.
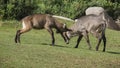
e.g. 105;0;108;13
0;21;120;68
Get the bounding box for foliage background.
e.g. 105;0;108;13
0;0;120;20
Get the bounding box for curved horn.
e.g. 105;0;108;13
52;15;74;22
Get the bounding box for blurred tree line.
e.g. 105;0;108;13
0;0;120;20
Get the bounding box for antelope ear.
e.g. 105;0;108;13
63;23;66;28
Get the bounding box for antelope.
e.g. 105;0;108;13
15;14;71;45
65;12;107;52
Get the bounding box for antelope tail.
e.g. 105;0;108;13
52;15;74;22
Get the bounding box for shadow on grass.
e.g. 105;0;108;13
107;51;120;54
41;43;69;48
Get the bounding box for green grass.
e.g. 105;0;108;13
0;21;120;68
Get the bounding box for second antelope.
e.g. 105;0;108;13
65;13;107;52
15;14;71;45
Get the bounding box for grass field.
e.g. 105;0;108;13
0;21;120;68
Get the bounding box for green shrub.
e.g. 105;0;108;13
0;0;119;20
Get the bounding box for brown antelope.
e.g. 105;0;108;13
65;13;107;52
15;14;71;45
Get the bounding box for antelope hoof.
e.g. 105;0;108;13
66;41;69;44
15;40;17;43
89;47;92;50
103;49;105;52
96;49;98;51
51;43;55;46
96;47;99;51
66;42;69;44
74;46;78;48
